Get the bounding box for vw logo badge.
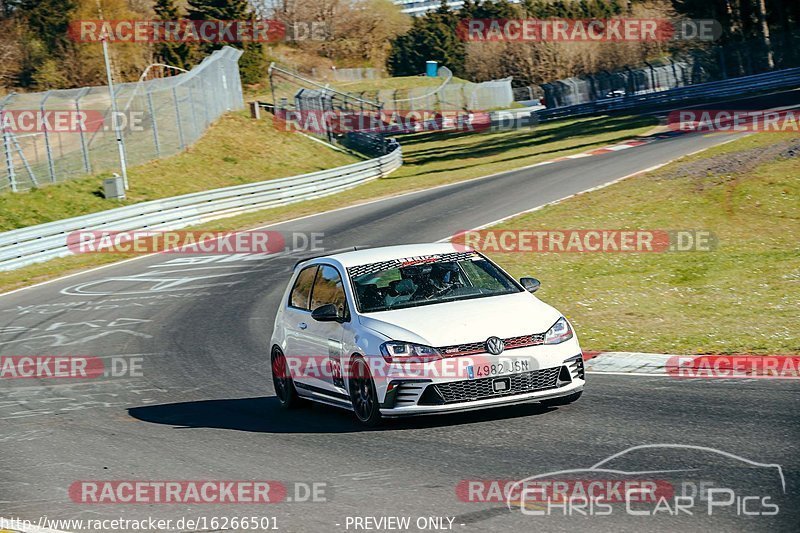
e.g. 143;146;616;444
485;336;505;355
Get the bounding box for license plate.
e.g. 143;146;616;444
467;358;530;379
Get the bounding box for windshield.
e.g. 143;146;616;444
349;253;521;313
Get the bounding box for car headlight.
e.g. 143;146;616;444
380;341;442;363
544;317;573;344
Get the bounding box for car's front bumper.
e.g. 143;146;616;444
379;353;585;417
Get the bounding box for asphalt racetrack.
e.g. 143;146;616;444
1;125;798;532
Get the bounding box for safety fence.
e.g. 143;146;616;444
535;67;800;122
0;147;402;271
1;46;244;193
373;70;514;112
542;59;697;108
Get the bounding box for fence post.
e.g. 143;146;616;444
40;91;57;183
74;89;92;174
146;91;161;157
2;128;16;192
187;85;201;142
172;87;186;150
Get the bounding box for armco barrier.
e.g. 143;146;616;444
0;147;402;271
536;67;800;122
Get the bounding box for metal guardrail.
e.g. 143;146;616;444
0;147;402;271
535;67;800;122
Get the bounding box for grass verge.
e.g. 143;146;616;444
482;133;799;355
0;113;657;293
0;111;360;231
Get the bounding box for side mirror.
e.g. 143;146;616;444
520;277;541;293
311;303;340;322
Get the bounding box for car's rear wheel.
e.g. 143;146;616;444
349;356;382;427
540;390;582;407
271;347;303;409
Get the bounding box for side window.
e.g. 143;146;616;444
310;265;348;318
289;266;318;310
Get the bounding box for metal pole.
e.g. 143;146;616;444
74;89;92;173
187;85;201;141
146;91;161;157
102;34;129;190
173;87;185;150
2;128;17;192
40;92;57;183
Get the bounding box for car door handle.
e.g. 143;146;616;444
298;322;308;330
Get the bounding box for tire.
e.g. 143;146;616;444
540;390;582;407
349;356;382;427
271;347;303;409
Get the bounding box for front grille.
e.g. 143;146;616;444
439;333;545;356
423;367;561;404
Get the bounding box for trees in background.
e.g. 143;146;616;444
266;0;409;70
153;0;191;70
188;0;266;84
389;3;464;76
388;0;800;83
0;0;797;93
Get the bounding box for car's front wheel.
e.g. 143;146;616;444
271;347;303;409
349;356;382;427
540;390;582;407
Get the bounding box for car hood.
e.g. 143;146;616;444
357;291;562;347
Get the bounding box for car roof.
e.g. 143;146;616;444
311;243;474;269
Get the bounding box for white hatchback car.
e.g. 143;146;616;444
270;243;584;425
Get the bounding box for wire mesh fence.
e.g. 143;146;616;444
365;68;515;112
537;30;800;109
0;46;244;193
541;58;697;108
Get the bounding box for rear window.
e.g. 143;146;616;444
289;265;318;310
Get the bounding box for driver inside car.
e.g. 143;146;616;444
412;262;463;299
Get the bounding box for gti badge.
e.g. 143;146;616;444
485;336;505;355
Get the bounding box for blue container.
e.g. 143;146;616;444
426;60;438;77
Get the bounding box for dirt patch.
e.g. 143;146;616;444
661;137;800;183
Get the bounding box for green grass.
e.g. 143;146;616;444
329;75;468;94
0;112;657;293
481;133;800;355
0;111;360;231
